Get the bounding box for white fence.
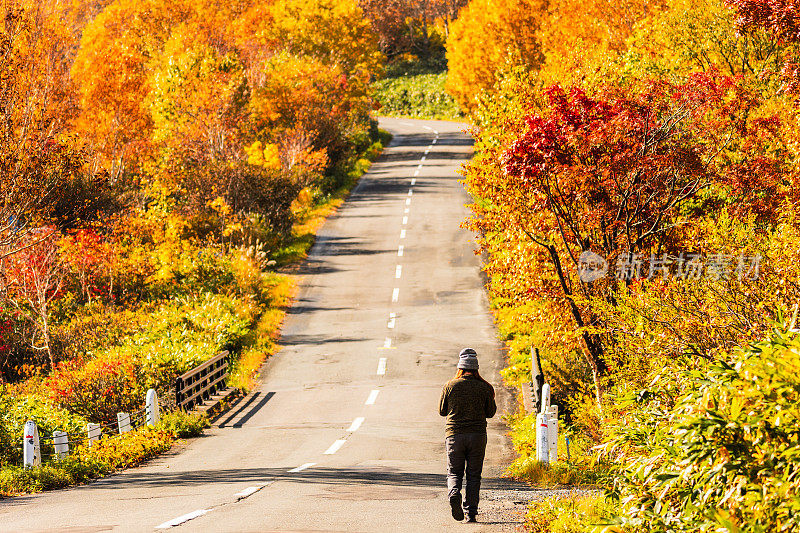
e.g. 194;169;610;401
22;389;161;468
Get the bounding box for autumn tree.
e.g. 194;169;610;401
0;2;104;261
2;235;68;370
467;74;790;401
445;0;546;112
727;0;800;93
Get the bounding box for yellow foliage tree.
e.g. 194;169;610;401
445;0;546;112
536;0;663;85
234;0;383;94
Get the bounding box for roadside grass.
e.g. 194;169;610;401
524;492;617;533
0;129;392;497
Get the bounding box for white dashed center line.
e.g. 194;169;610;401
365;390;380;405
288;463;316;473
347;417;365;432
402;216;408;225
392;288;399;302
387;313;396;328
395;265;402;278
417;163;423;169
432;138;437;144
383;337;392;348
408;189;413;196
155;510;209;530
397;245;404;257
411;177;417;184
400;229;406;239
413;169;419;177
420;156;426;162
404;207;409;213
324;440;346;455
377;357;387;375
406;198;411;205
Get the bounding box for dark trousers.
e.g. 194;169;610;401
446;432;487;515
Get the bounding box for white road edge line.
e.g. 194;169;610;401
347;417;365;432
392;288;399;302
234;485;266;499
288;462;316;473
324;439;347;455
377;357;387;375
365;390;380;405
397;245;404;257
155;509;209;530
395;265;402;278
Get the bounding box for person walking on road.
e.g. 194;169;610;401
439;348;497;523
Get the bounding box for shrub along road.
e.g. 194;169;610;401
0;118;528;532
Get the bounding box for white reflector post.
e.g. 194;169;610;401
117;412;131;433
53;430;69;459
87;423;101;447
536;412;549;463
23;420;41;468
146;389;160;427
548;405;559;463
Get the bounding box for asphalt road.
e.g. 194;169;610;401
0;118;521;532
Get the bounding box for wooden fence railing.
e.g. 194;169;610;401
175;351;229;410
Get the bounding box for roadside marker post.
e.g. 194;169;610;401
146;389;160;427
548;404;559;463
87;423;101;447
53;430;69;459
23;420;41;468
536;384;551;463
117;412;131;433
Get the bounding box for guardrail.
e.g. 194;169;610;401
175;351;229;410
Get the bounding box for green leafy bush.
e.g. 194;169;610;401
606;328;800;531
373;73;462;120
157;411;209;439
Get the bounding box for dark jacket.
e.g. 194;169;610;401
439;375;496;437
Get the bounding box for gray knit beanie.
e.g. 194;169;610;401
457;348;479;370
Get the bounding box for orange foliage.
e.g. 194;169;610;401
445;0;546;111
